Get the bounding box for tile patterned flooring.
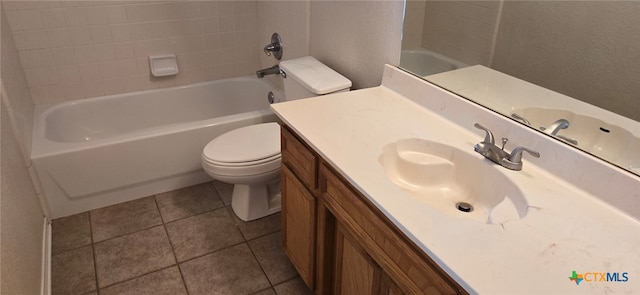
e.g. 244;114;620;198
51;181;312;295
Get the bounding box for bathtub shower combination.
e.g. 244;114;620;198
32;77;279;218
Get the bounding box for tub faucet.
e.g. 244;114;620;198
473;123;540;171
541;119;569;136
256;65;282;78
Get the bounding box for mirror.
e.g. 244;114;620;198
400;0;640;175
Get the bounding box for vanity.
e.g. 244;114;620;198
271;65;640;294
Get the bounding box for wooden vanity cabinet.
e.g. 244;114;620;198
280;125;466;295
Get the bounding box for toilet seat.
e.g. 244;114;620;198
202;122;281;177
203;122;280;163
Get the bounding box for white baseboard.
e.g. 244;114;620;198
40;217;51;295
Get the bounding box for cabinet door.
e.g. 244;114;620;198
282;166;316;288
334;224;381;295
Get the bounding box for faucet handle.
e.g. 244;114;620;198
501;146;540;170
473;123;495;145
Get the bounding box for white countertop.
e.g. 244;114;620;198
271;67;640;294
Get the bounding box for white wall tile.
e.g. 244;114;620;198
93;44;116;61
116;59;139;76
68;26;92;46
41;8;66;28
78;63;102;82
63;7;88;26
57;65;82;84
52;47;77;66
7;0;263;103
113;42;135;59
28;49;55;68
90;25;112;44
62;82;85;100
110;24;132;42
74;45;97;64
98;61;120;79
85;6;110;25
48;28;72;48
20;10;46;31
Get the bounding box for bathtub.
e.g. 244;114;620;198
32;77;280;218
399;48;468;77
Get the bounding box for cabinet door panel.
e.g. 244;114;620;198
282;166;316;288
334;225;379;295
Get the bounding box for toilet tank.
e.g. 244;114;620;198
279;56;352;101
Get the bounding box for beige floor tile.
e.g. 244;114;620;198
51;245;96;295
248;231;297;285
229;207;282;241
94;226;176;288
180;243;271;295
252;288;277;295
155;182;224;223
90;196;162;242
274;277;313;295
212;180;233;206
165;207;244;262
99;266;187;295
52;212;92;255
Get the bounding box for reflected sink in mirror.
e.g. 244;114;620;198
379;139;528;224
512;107;640;173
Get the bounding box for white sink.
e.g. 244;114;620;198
379;139;529;224
512;107;640;173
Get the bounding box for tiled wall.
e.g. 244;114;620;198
420;1;502;66
3;0;262;104
1;4;46;294
402;0;426;49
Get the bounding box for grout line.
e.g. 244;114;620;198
96;264;180;291
246;236;276;289
88;211;100;293
153;195;191;294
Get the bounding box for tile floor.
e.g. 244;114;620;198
51;181;312;295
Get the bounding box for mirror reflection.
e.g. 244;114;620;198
400;0;640;175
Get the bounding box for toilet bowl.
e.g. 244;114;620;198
202;56;352;221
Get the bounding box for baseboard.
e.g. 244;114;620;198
40;217;51;295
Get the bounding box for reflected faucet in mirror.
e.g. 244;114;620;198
400;0;640;176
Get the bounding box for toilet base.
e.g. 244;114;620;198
231;181;282;221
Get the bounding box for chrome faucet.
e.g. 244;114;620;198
473;123;540;171
256;65;282;78
541;119;569;136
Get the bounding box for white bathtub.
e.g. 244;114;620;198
399;48;468;77
32;77;280;218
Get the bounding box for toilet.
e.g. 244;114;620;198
201;56;352;221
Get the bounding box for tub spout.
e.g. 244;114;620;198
256;65;281;78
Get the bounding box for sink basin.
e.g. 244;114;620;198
379;139;528;224
512;107;640;173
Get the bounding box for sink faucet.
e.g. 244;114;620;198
473;123;540;171
541;119;569;136
256;65;282;78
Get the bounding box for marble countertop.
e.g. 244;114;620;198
271;67;640;294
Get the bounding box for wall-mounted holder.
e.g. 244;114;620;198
263;33;283;60
149;54;179;77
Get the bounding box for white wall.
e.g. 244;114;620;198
1;3;46;294
310;0;404;89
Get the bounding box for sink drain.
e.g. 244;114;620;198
456;202;473;213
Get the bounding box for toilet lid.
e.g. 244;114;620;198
203;123;280;164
